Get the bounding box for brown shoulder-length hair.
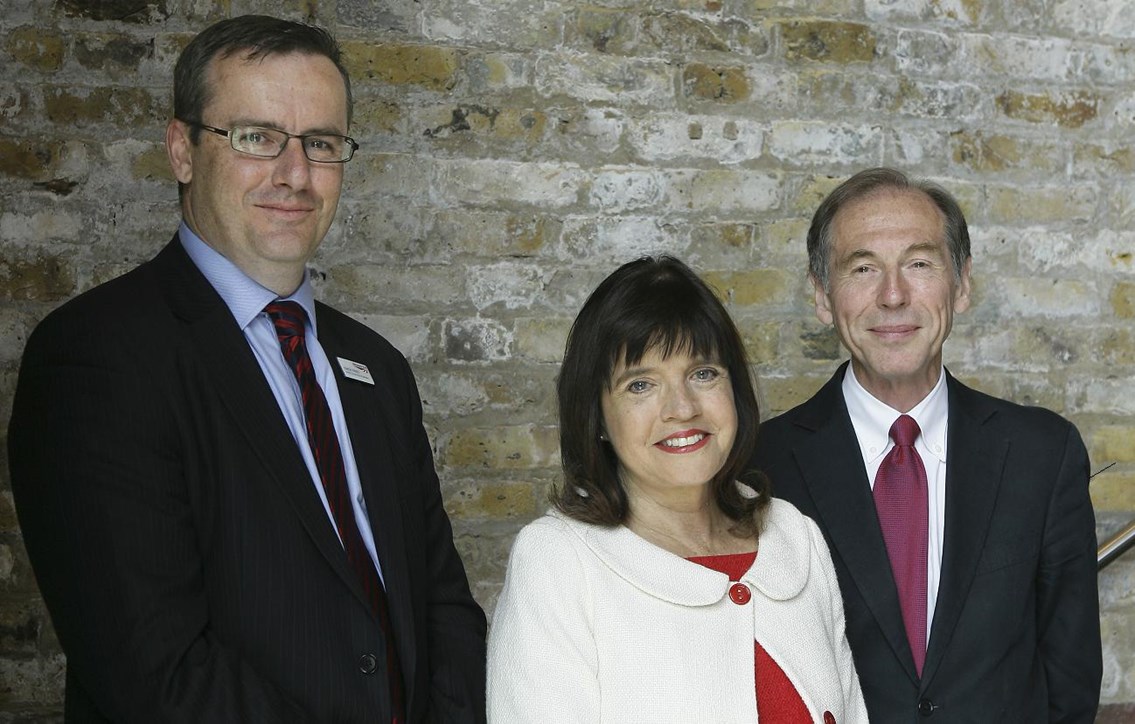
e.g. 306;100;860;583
553;255;770;537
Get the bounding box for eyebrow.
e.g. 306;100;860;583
228;118;348;136
837;240;945;268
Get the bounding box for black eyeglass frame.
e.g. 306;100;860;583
181;120;360;163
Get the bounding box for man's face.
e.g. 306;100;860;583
814;188;971;410
167;51;348;294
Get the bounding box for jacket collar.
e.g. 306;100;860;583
550;496;811;606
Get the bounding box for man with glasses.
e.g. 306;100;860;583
8;15;486;723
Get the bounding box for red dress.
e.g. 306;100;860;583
688;551;812;723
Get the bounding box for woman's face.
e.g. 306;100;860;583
599;346;737;504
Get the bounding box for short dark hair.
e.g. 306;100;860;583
173;14;353;144
808;167;971;291
554;256;769;536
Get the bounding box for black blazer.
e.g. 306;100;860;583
751;363;1101;723
9;237;487;722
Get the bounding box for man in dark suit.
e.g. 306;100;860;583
8;15;486;722
751;168;1101;721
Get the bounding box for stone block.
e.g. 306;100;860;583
963;34;1078;82
536;54;675;106
780;20;876;63
337;0;419;32
73;32;154;74
767;122;883;167
466;261;549;311
5;26;65;72
996;89;1101;128
0;138;63;182
444;318;514;363
1092;428;1135;467
865;0;978;23
514;316;572;364
352;313;433;363
422;0;564;49
588;167;666;213
43;86;164;128
950;130;1066;174
438;424;560;470
326;263;467;312
0;252;75;302
429;209;559;259
671;169;781;215
433;158;584;209
986;184;1096;225
702;268;794;309
682;63;751;103
557;216;687;266
1051;0;1135;39
444;480;537;520
627;112;764;164
1113;282;1135;319
342;42;460;91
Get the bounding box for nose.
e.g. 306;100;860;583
661;383;698;421
271;136;314;188
877;268;910;308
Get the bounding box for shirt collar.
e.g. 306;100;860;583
842;364;949;465
177;221;318;333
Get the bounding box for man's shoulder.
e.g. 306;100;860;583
947;374;1077;436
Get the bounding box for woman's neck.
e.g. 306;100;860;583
625;484;755;557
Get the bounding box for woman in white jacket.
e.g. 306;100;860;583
487;256;867;723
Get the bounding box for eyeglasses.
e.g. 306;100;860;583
183;121;359;163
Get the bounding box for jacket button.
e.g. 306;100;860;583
359;653;378;675
728;582;751;605
918;697;935;716
823;712;836;724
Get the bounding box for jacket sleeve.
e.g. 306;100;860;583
397;367;488;724
8;309;314;722
805;516;869;721
487;520;600;723
1037;423;1101;723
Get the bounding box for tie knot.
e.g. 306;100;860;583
265;300;307;340
889;414;921;447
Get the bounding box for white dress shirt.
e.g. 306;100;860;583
842;365;947;646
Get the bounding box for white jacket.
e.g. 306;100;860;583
487;497;867;723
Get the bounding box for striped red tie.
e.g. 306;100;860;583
873;414;929;678
266;301;405;722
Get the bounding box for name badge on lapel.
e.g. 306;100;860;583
337;357;375;385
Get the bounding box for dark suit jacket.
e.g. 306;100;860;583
751;363;1101;723
9;237;487;723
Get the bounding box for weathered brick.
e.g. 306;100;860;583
422;0;564;49
768;122;884;166
682;63;751;103
342;42;460;91
987;185;1096;225
627;112;764;164
996;89;1100;128
1111;282;1135;319
557;216;687;266
950;130;1065;173
0;253;75;302
43;86;164;127
445;318;514;363
433;158;585;208
439;424;559;470
74;32;154;72
537;53;675;106
702;268;794;309
0;652;66;706
428;210;558;258
0;138;63;181
963;34;1079;82
444;481;537;520
780;20;876;63
514;316;572;363
865;0;979;24
353;314;432;363
466;261;549;311
589;167;666;212
5;26;65;72
337;0;419;32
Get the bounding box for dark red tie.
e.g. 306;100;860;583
873;414;929;678
266;301;405;722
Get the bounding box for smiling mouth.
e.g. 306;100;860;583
656;432;710;453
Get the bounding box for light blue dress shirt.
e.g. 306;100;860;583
179;222;385;583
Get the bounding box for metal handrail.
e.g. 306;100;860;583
1099;519;1135;571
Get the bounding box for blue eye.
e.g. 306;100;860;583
627;380;650;393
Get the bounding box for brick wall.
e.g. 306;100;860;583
2;0;1134;716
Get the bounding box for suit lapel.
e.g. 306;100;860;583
919;372;1006;688
317;313;416;688
790;366;920;683
155;239;372;613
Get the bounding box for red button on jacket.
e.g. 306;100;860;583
728;582;751;605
